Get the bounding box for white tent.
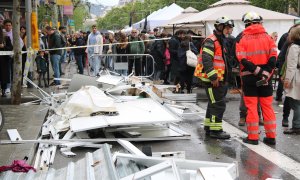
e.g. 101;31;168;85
132;3;184;31
172;0;299;39
159;7;202;34
161;7;199;28
132;8;164;30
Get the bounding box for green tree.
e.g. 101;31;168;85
37;0;89;30
249;0;297;14
73;5;89;30
97;0;217;30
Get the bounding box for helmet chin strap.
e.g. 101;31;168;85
215;24;224;33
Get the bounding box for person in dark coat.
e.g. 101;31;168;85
177;35;198;93
169;30;186;85
73;32;85;74
150;33;167;81
0;27;13;97
116;32;129;76
35;51;48;87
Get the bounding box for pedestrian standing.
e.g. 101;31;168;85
116;32;128;76
236;12;277;145
35;51;48;87
0;26;13;97
282;26;300;135
194;17;234;139
86;25;103;76
46;26;62;86
127;29;145;76
74;32;85;74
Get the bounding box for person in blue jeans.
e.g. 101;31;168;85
46;26;62;85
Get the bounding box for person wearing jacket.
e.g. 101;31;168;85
283;26;300;135
35;51;48;87
151;33;167;81
127;29;145;76
178;35;198;93
103;31;117;71
275;25;300;127
86;25;103;76
74;32;85;74
194;17;234;139
236;12;277;145
0;26;13;97
46;26;62;86
169;30;185;86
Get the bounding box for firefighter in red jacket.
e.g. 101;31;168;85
236;12;277;145
194;17;234;139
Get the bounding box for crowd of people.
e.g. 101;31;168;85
0;12;299;143
37;25;203;92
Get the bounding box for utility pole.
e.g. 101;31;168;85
52;1;58;28
60;5;64;26
12;0;22;104
25;0;33;88
298;0;300;16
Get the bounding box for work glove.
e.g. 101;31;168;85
256;70;271;87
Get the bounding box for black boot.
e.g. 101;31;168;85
242;137;259;145
263;137;276;145
204;126;210;135
282;119;289;127
238;117;246;126
209;130;231;139
259;118;264;126
1;89;6;97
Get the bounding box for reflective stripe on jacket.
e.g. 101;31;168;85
194;34;225;82
235;24;277;70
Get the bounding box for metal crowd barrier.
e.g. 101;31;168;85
87;54;155;78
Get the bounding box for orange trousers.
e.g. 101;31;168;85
244;96;276;140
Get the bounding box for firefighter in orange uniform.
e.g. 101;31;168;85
194;17;234;139
236;12;277;145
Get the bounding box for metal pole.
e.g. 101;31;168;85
25;0;34;88
25;0;32;48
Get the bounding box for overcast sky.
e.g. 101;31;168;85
87;0;119;6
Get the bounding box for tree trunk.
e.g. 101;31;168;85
11;0;22;105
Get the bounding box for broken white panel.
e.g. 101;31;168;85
153;84;177;90
7;129;22;141
56;86;117;119
121;161;173;180
70;98;181;132
96;75;124;85
115;153;238;180
117;139;146;156
120;125;189;138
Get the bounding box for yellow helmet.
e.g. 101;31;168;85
242;12;263;24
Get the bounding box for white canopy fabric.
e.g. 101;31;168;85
56;86;116;118
132;3;184;30
160;7;199;28
173;0;299;38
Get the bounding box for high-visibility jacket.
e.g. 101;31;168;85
236;24;277;71
194;34;225;82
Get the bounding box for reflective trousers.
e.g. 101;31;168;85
204;85;227;131
244;96;276;140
